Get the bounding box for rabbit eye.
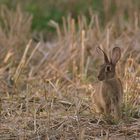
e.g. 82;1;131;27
105;65;112;72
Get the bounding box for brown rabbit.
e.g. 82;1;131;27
92;47;123;119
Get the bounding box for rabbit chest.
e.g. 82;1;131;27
100;78;122;104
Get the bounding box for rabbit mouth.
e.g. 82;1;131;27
97;75;104;81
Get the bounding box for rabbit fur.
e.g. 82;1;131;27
92;47;123;119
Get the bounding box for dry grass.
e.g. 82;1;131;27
0;4;32;65
0;4;140;140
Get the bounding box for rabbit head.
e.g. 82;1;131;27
97;47;121;81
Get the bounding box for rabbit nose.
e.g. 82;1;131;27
98;75;103;81
97;75;100;79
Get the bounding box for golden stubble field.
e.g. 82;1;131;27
0;4;140;140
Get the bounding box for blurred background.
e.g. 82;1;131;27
0;0;139;87
1;0;140;37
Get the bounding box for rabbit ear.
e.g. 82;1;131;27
97;47;109;63
111;47;121;65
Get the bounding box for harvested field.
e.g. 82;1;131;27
0;2;140;140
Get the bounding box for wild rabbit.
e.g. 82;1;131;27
92;47;123;119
